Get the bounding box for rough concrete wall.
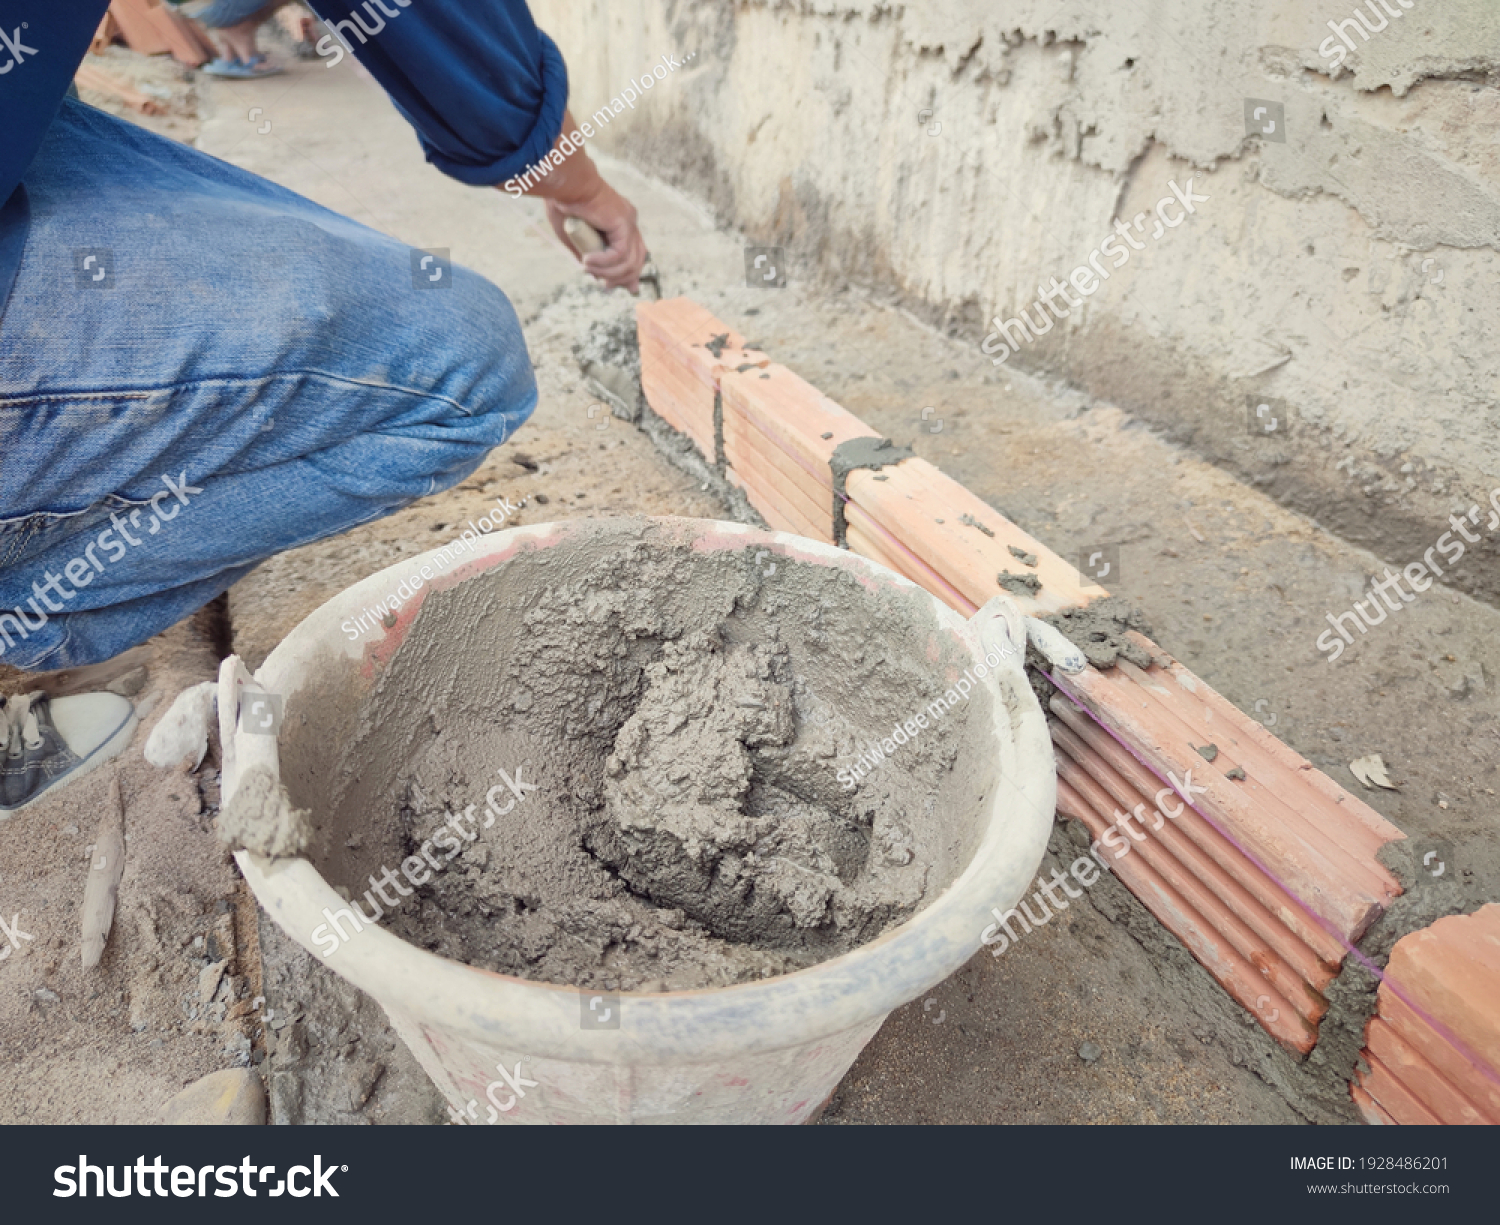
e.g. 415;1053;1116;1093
530;0;1500;604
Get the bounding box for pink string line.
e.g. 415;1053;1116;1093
1042;667;1500;1099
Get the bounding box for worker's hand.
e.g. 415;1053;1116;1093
508;109;648;294
543;185;647;294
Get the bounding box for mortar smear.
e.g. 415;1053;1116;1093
218;764;313;859
1042;597;1155;669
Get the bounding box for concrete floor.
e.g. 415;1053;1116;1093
7;45;1490;1126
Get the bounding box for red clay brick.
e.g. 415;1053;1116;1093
1364;1016;1492;1125
720;404;837;540
723;441;832;542
1146;643;1400;847
1359;1051;1445;1125
1369;987;1500;1122
1052;720;1327;1040
1054;759;1318;1052
1388;910;1500;1057
1054;661;1399;940
719;363;873;480
724;467;824;541
108;0;171;55
1116;649;1400;861
92;12;120;53
74;64;166;115
1052;705;1339;992
1051;697;1347;970
845;458;1100;616
143;0;213;65
1353;906;1500;1123
1105;656;1400;915
1377;906;1500;1109
845;504;977;614
636;299;762;463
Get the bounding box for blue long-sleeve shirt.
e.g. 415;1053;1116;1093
0;0;568;321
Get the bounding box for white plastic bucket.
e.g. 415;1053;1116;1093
225;517;1055;1124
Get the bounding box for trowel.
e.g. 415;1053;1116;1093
564;217;662;299
564;217;662;421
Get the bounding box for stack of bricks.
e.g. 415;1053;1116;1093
1352;905;1500;1124
73;63;167;116
99;0;217;67
1048;640;1402;1053
637;300;1097;617
636;298;1446;1071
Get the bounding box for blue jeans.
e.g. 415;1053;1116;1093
0;100;537;670
195;0;285;29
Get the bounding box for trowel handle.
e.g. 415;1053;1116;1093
1023;618;1087;674
563;217;660;298
564;216;608;255
218;654;282;810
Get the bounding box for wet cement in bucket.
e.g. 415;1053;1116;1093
309;519;1001;992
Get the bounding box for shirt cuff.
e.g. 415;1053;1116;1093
418;30;569;188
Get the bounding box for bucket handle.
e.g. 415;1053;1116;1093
963;595;1086;679
963;595;1065;930
218;653;283;811
966;594;1027;679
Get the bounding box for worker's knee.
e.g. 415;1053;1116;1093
385;265;538;453
301;265;537;511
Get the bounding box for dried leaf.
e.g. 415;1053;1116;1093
1349;753;1397;790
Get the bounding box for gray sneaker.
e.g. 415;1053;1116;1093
0;691;138;816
